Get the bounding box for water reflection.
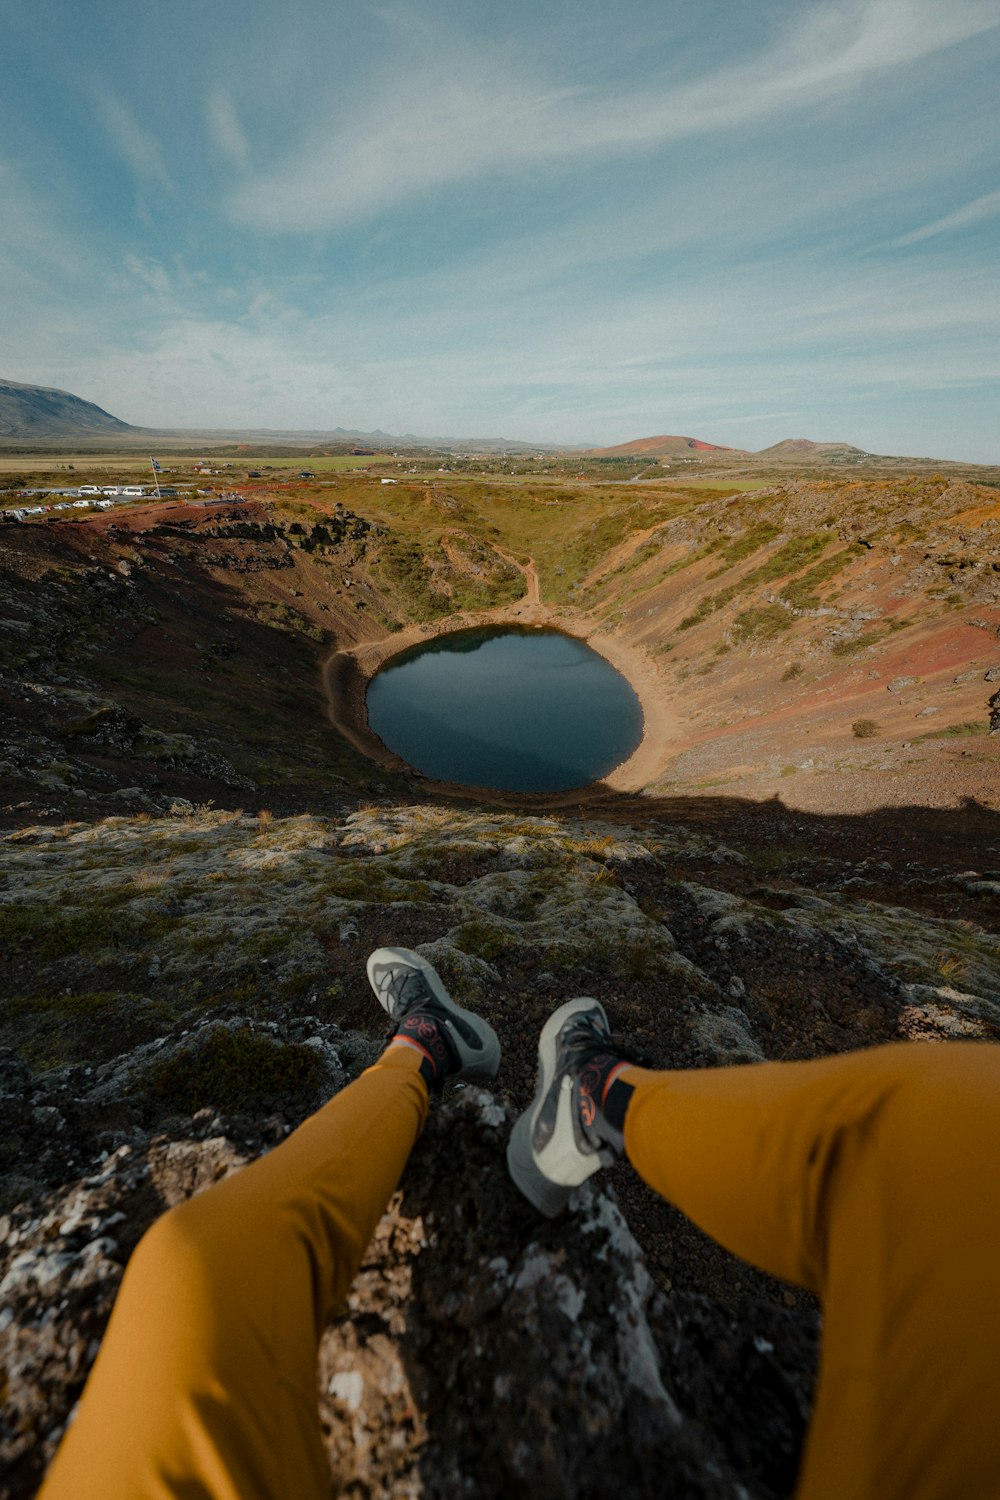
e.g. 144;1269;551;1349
366;627;643;792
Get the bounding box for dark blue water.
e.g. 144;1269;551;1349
366;627;643;792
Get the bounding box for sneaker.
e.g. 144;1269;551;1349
507;997;624;1217
366;946;501;1082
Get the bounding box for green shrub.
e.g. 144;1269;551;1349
731;606;793;643
831;631;885;657
852;719;880;738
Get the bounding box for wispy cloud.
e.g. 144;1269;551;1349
226;0;1000;231
890;186;1000;246
206;88;250;171
91;89;174;191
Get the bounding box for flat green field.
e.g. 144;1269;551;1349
0;453;378;474
244;455;382;471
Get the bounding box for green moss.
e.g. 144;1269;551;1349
0;896;174;959
451;919;508;961
2;991;176;1068
140;1026;326;1115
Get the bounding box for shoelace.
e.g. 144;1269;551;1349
383;968;433;1017
564;1012;653;1070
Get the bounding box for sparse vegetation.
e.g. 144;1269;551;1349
731;605;793;643
915;721;989;741
852;719;880;738
830;631;887;657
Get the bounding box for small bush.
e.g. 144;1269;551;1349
781;662;803;681
831;631;885;657
852;719;880;738
731;606;792;643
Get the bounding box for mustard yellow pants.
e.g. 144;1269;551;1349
40;1046;429;1500
624;1041;1000;1500
41;1040;1000;1500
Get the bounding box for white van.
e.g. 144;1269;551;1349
120;486;145;497
78;485;100;495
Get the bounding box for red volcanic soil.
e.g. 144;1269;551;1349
591;434;745;457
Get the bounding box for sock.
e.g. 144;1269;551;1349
386;1011;455;1092
602;1075;635;1134
577;1052;634;1152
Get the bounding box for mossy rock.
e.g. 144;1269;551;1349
136;1024;327;1118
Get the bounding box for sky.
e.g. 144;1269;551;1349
2;0;999;460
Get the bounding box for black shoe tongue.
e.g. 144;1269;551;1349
446;1011;483;1050
397;971;432;1011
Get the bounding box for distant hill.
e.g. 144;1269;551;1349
757;438;869;458
590;434;746;457
0;379;139;441
0;384;550;452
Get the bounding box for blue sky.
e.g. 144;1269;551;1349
2;0;999;459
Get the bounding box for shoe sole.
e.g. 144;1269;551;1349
506;997;608;1217
366;945;501;1081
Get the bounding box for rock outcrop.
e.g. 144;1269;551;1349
0;1048;817;1500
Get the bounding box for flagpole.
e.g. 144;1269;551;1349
149;458;161;498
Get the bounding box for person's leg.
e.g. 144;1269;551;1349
510;1010;1000;1500
41;947;500;1500
39;1046;429;1500
621;1042;1000;1500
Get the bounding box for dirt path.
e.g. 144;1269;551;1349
492;543;540;605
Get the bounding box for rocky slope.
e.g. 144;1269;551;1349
1;474;998;1496
2;803;999;1496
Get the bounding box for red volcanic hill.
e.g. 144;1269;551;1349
590;434;746;457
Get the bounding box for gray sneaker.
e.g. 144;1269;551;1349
366;946;501;1082
507;997;618;1217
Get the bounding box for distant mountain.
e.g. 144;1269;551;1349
168;426;550;454
590;434;746;457
0;378;139;440
756;439;868;458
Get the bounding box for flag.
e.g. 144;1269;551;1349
150;458;162;471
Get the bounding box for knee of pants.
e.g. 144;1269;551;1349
124;1194;225;1309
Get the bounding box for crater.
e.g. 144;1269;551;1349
364;626;643;793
